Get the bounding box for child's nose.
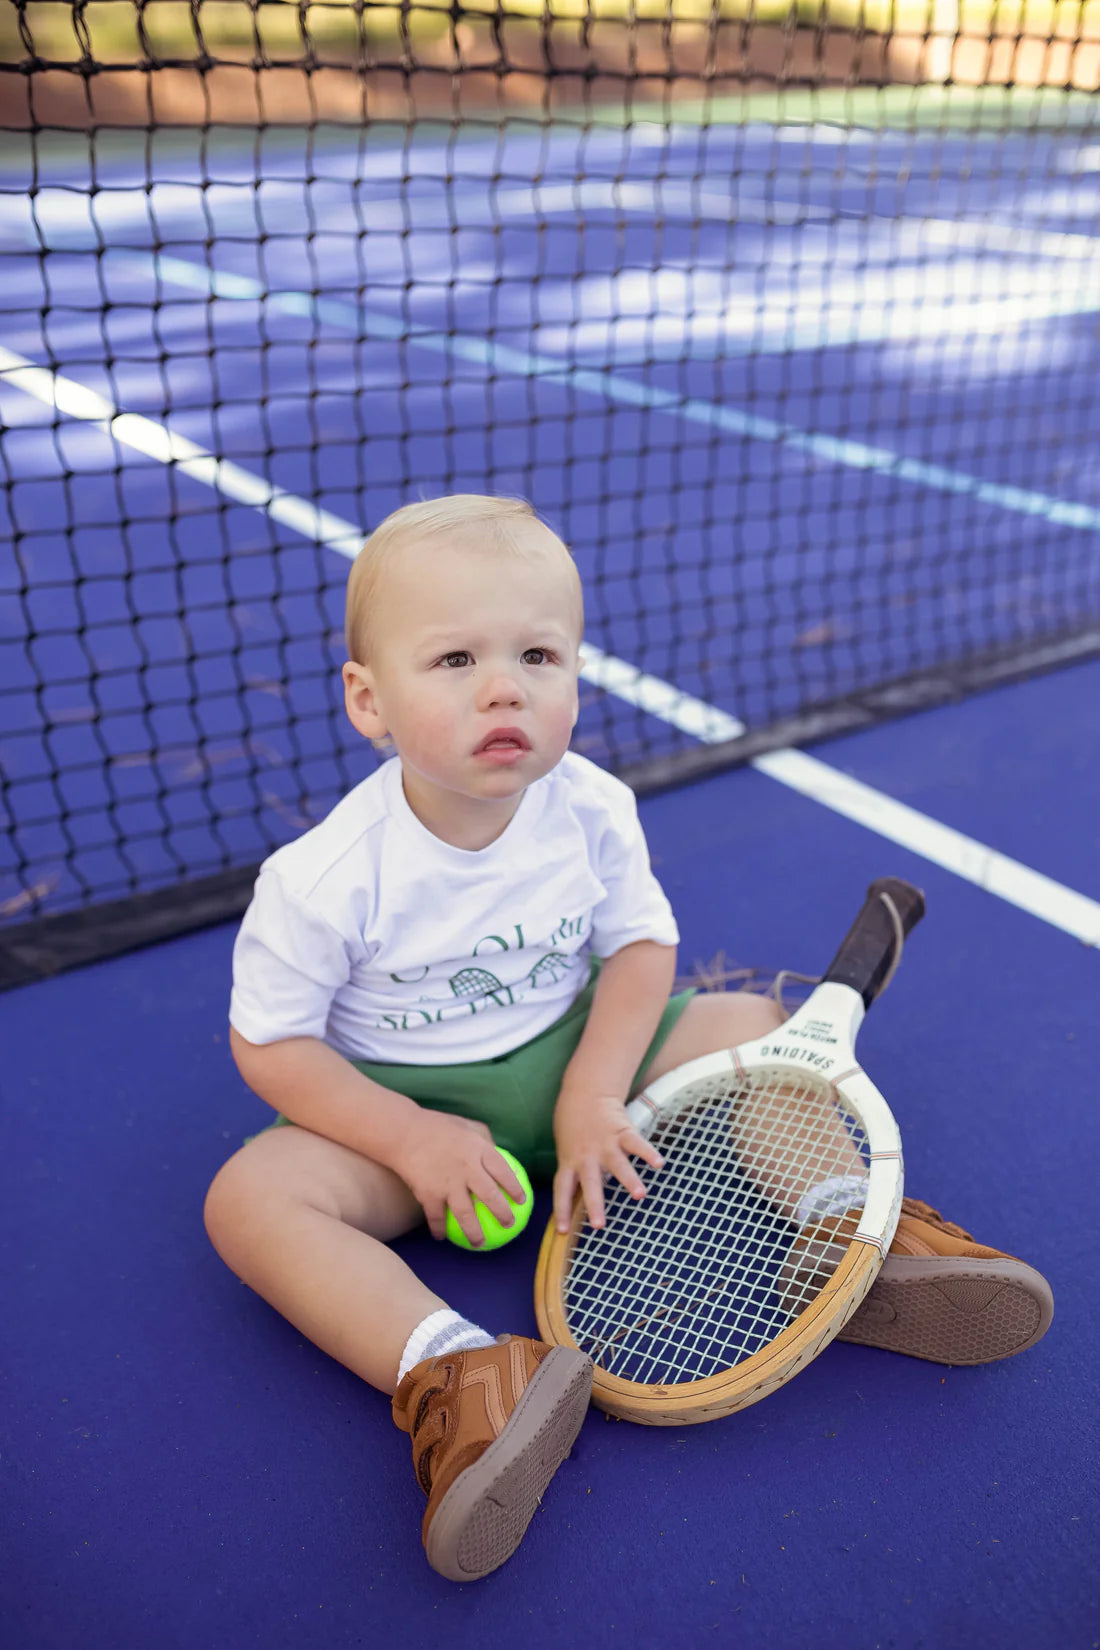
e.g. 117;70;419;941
480;670;524;708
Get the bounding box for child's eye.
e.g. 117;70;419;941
436;647;557;668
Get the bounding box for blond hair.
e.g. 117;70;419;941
344;494;581;664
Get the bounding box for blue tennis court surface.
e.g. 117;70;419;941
2;103;1099;1649
2;660;1097;1649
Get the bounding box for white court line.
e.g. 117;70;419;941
19;176;1100;266
138;254;1100;535
0;345;362;557
339;181;1100;263
581;644;1100;947
754;747;1100;947
3;344;1099;947
11;235;1100;525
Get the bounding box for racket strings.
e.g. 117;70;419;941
563;1071;871;1385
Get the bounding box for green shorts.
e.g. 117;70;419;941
258;960;697;1181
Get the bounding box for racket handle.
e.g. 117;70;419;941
822;877;925;1008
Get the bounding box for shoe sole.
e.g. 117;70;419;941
837;1255;1054;1364
424;1346;593;1582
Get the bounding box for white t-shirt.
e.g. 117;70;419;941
229;750;679;1064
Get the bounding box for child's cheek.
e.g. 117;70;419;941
554;683;580;735
549;698;580;747
406;702;460;768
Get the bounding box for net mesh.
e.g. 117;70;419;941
2;2;1100;981
562;1067;871;1384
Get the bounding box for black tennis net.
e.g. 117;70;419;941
3;1;1100;986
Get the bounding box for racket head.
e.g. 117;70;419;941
534;880;921;1425
535;1025;902;1423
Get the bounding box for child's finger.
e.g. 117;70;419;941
422;1195;449;1243
487;1149;526;1205
607;1146;648;1202
445;1192;486;1248
621;1128;665;1175
468;1169;517;1229
553;1166;577;1233
581;1162;606;1229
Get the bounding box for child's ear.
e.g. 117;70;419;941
342;660;387;741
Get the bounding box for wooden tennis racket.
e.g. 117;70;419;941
534;877;925;1425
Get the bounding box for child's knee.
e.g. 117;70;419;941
203;1143;259;1254
734;992;786;1038
203;1128;306;1250
691;987;784;1046
203;1124;422;1251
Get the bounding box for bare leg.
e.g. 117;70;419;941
204;1125;447;1396
632;989;785;1090
728;1077;867;1222
634;991;865;1221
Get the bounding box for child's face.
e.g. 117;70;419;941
343;529;582;830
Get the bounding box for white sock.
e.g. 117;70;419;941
793;1172;868;1229
396;1308;496;1385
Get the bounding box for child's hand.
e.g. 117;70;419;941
392;1110;527;1245
552;1089;665;1234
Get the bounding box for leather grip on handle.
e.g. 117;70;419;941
821;877;926;1010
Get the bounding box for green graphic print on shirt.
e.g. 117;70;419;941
375;911;591;1035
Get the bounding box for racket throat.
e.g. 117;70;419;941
754;981;865;1072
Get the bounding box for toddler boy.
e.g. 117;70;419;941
205;495;1052;1583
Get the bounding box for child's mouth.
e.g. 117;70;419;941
474;740;528;766
474;728;531;765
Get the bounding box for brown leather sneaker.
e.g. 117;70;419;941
837;1197;1054;1365
392;1335;592;1582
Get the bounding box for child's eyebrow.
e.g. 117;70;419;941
416;625;574;651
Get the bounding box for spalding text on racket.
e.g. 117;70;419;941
534;877;925;1424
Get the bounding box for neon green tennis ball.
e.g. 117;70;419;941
446;1150;533;1251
